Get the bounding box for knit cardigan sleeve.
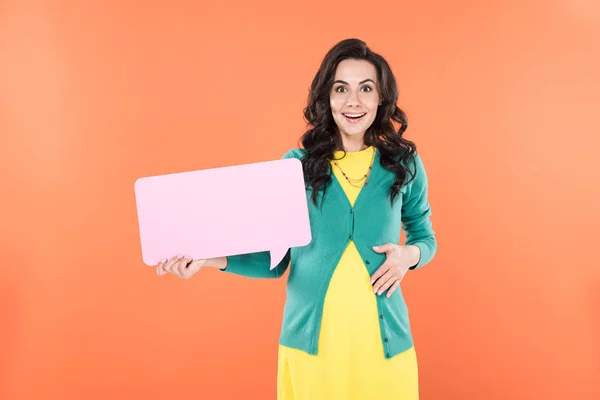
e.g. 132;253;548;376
220;248;291;279
402;152;438;269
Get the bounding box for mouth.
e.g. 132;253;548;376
342;112;366;124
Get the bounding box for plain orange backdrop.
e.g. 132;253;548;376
1;0;599;399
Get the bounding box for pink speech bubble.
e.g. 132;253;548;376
134;157;312;270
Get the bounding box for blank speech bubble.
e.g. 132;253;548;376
134;157;312;270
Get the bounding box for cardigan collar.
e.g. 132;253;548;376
328;147;385;210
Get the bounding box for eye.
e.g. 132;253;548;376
335;86;347;93
362;85;373;92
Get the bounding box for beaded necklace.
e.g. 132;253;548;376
332;146;376;188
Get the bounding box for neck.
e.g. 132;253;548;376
339;134;367;152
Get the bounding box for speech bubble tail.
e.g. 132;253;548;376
269;248;289;270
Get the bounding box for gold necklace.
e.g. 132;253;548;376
333;147;375;188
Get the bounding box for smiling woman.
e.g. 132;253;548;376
157;38;437;400
267;39;432;400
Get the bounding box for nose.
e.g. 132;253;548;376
346;89;360;107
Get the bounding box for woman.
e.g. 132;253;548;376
155;38;437;399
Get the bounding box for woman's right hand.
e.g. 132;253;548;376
155;255;206;279
154;255;227;279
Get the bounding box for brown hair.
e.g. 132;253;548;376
299;38;417;207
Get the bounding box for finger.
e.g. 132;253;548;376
372;243;393;254
164;255;183;273
172;257;190;278
369;262;388;284
386;281;400;298
156;258;168;276
163;256;176;273
370;261;394;285
180;257;196;278
372;268;394;292
376;275;398;296
373;269;396;294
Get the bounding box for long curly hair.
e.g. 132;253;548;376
298;38;418;207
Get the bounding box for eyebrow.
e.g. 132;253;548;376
333;79;375;85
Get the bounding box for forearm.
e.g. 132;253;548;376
206;256;227;270
401;152;438;269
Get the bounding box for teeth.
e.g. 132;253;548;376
344;113;365;118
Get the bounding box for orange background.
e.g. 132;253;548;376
1;1;599;399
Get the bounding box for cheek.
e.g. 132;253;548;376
330;97;344;113
365;94;380;109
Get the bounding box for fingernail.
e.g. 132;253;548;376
373;246;379;250
177;255;183;259
373;287;378;293
161;258;167;263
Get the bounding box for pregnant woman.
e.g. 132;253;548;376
154;38;437;400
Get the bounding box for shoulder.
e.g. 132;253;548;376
389;150;418;173
408;151;425;174
391;151;428;194
393;150;425;173
281;147;307;160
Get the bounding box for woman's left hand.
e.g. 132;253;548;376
369;243;413;298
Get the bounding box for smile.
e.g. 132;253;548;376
343;113;366;124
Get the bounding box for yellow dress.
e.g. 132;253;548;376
277;146;419;400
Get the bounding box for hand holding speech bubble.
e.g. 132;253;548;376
134;157;311;270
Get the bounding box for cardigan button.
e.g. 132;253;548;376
386;352;391;358
384;338;389;342
380;314;384;319
366;260;370;264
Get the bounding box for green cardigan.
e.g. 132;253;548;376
221;147;437;359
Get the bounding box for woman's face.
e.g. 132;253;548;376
329;59;381;144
